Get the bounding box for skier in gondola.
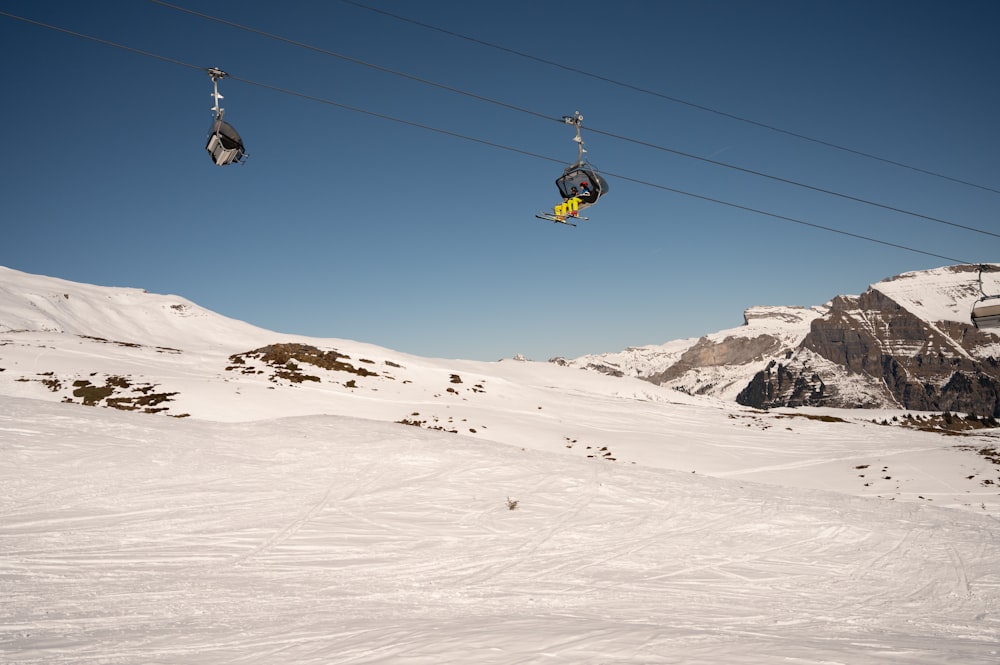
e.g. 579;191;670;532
554;186;582;219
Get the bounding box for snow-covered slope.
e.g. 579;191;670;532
3;265;1000;664
0;264;997;505
4;395;1000;664
0;266;268;350
874;264;998;326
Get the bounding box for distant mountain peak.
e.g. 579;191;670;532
565;264;1000;414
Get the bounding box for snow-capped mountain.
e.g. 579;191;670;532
2;261;999;501
0;260;996;484
558;304;827;401
564;264;1000;414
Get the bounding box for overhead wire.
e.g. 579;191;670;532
338;0;1000;198
148;0;554;125
601;169;970;264
586;126;1000;240
0;10;203;73
0;9;978;266
148;0;1000;242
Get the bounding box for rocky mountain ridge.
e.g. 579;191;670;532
562;264;1000;416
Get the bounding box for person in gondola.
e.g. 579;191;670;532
554;186;582;218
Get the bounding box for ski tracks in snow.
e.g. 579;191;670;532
4;403;1000;664
224;458;390;569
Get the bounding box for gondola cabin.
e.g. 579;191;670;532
204;68;246;166
972;297;1000;330
206;115;247;166
556;164;608;209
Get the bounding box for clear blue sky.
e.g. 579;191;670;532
2;1;998;360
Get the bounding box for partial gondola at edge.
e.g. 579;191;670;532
971;264;1000;329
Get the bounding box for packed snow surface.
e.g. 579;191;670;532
2;265;1000;664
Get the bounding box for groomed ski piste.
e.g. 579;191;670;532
2;266;999;664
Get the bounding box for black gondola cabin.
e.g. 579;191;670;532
206;114;247;166
556;164;608;209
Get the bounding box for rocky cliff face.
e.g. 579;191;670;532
565;264;1000;415
740;274;1000;415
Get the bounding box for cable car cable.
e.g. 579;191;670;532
148;0;555;125
223;73;563;162
0;9;977;266
148;0;1000;241
585;126;1000;240
0;10;203;73
337;0;1000;198
600;169;971;265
